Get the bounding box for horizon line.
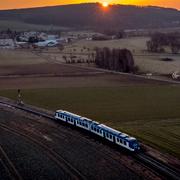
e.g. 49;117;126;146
0;2;179;11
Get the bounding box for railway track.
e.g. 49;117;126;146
0;121;86;180
0;144;23;180
0;100;180;180
135;153;180;180
0;122;87;180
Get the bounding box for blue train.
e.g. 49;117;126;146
55;110;140;152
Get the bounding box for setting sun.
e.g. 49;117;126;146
102;2;109;7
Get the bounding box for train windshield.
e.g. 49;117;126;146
132;140;140;150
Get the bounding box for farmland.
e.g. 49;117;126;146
34;36;180;75
0;36;180;159
74;37;180;74
0;49;47;66
0;86;180;157
0;20;67;31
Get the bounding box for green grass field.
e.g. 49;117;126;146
0;86;180;157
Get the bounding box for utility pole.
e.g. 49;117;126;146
17;89;24;105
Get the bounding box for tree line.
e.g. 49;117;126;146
147;33;180;54
95;47;135;73
0;3;179;29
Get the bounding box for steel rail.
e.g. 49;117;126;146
0;144;23;180
0;122;86;180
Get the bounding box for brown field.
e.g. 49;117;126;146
32;37;180;75
0;47;168;90
75;37;180;74
0;49;47;65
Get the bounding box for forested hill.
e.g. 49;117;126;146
0;3;179;29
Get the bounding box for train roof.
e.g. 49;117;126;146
91;121;100;126
98;124;121;135
56;109;64;112
125;137;137;141
64;111;81;118
98;124;137;142
80;117;93;123
56;110;81;118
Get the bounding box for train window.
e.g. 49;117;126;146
117;138;119;142
109;135;112;139
120;139;122;143
124;141;127;146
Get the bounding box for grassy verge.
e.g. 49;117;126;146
0;86;180;157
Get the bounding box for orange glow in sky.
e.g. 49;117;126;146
0;0;179;10
102;2;109;7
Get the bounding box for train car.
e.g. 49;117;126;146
98;124;120;142
90;122;104;137
55;110;140;152
98;124;140;151
55;110;67;122
55;110;81;125
76;117;92;130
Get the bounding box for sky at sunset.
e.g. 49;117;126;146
0;0;179;10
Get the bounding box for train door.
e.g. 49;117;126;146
113;135;115;143
103;131;106;138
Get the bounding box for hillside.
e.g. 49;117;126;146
0;3;180;29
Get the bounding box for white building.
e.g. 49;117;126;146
0;39;15;49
